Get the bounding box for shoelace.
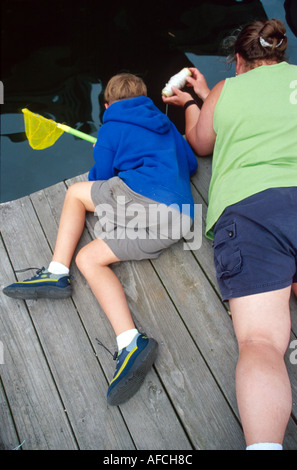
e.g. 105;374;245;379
96;338;118;360
15;267;45;274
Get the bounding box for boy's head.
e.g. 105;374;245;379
104;73;147;105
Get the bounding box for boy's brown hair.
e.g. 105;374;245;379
104;73;147;104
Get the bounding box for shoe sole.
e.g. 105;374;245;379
107;338;158;406
3;285;72;300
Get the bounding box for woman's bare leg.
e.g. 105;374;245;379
230;287;292;447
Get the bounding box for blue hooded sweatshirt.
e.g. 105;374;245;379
88;96;197;218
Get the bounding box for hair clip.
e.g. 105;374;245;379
259;36;284;48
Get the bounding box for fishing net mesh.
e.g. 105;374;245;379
22;108;64;149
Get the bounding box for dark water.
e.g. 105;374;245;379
1;0;295;202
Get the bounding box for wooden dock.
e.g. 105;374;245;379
1;156;297;450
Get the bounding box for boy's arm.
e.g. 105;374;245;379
88;126;116;181
88;144;116;181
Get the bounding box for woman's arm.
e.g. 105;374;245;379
193;80;225;156
162;68;224;156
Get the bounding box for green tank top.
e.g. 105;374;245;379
206;61;297;239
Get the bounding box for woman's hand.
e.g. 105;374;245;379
187;67;210;101
162;86;193;107
162;67;210;107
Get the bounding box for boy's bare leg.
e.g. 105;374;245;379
51;181;135;335
292;283;297;298
76;239;136;336
52;181;95;268
77;239;158;407
230;287;292;448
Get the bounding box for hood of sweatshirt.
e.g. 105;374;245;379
103;96;171;134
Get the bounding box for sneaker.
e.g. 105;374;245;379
107;333;158;406
3;267;72;300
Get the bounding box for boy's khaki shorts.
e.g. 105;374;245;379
91;177;191;261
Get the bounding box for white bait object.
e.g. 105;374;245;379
162;67;192;97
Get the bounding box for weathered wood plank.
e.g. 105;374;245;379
190;184;220;293
191;155;212;204
152;240;238;409
0;372;21;450
0;234;77;450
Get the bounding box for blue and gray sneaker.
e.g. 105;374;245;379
107;333;158;406
3;267;72;300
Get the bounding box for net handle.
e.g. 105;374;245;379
57;124;97;144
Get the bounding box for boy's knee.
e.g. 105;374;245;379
76;243;103;272
66;182;80;199
65;181;95;212
75;246;89;272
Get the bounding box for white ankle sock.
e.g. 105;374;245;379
116;328;139;351
48;261;69;275
246;442;283;450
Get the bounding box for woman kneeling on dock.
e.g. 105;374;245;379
3;73;197;407
163;18;297;450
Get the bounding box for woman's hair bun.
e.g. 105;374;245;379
258;18;287;50
222;18;288;65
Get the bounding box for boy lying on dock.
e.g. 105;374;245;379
3;73;197;406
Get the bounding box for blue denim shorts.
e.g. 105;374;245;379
213;187;297;301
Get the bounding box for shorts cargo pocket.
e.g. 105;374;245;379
213;222;242;279
109;178;133;205
214;248;242;279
